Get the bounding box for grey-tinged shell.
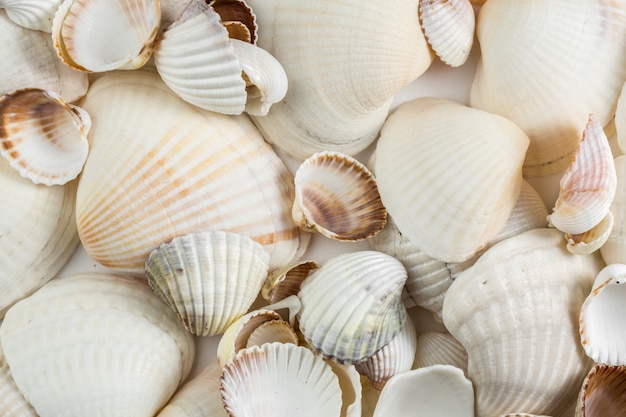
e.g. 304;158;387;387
575;364;626;417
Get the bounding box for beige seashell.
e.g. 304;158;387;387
261;260;318;304
0;273;196;417
375;97;529;263
442;228;603;417
414;332;468;375
575;364;626;417
548;114;617;235
220;342;343;417
604;117;623;158
326;361;362;417
293;151;386;241
0;88;90;186
0;341;37;417
51;0;161;72
471;0;626;176
419;0;475;67
600;155;626;264
245;0;434;159
297;251;408;364
0;0;62;31
76;70;305;274
0;10;88;102
565;211;614;255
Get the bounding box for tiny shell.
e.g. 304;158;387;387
261;260;319;304
575;364;626;417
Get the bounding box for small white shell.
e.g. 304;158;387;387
565;211;614;255
0;0;62;31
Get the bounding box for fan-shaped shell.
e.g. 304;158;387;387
0;0;61;31
575;364;626;417
76;70;305;274
414;332;468;374
0;273;196;417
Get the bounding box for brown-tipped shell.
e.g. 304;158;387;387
575;364;626;417
565;211;614;255
261;260;319;304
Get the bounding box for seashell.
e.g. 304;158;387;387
296;250;407;364
0;0;62;31
616;80;626;155
579;264;626;365
604;116;623;158
0;10;88;102
0;273;196;417
442;228;603;417
261;260;318;303
600;155;626;264
220;342;343;417
419;0;475;67
355;310;417;390
292;151;386;241
154;1;287;116
245;0;435;160
76;70;305;274
414;332;468;375
326;361;362;417
375;97;529;263
0;88;90;186
145;230;270;337
0;340;37;417
565;211;614;255
210;0;258;44
548;114;617;235
372;365;474;417
471;0;626;176
575;364;626;417
0;156;78;317
156;362;228;417
51;0;161;72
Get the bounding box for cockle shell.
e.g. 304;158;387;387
261;260;318;303
220;342;343;417
600;155;626;264
0;273;196;417
414;332;468;375
471;0;626;176
51;0;161;72
575;364;626;417
0;0;62;31
0;88;90;185
292;151;386;241
375;97;529;263
245;0;435;159
76;70;305;274
296;250;407;364
0;341;37;417
442;228;603;417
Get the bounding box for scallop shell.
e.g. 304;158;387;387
0;0;62;31
442;228;603;417
375;97;529;263
220;342;343;417
419;0;475;67
575;364;626;417
245;0;434;159
0;88;90;185
471;0;626;176
76;70;305;274
548;114;617;235
600;155;626;264
51;0;161;72
261;260;318;304
414;332;468;375
0;273;196;417
292;151;386;241
296;250;407;364
0;341;37;417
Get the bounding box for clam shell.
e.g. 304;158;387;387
414;332;468;375
261;260;319;304
0;0;62;31
575;364;626;417
245;0;434;159
145;231;270;337
419;0;475;67
471;0;626;176
579;264;626;365
0;88;90;186
51;0;161;72
296;250;407;364
76;70;305;273
0;273;195;417
0;341;37;417
600;155;626;264
220;342;343;417
442;228;603;417
375;97;529;263
293;151;386;241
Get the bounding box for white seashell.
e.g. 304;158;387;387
372;365;474;417
296;250;407;364
0;273;196;417
414;332;468;375
471;0;626;176
442;228;603;417
579;264;626;365
145;231;270;337
0;0;62;31
565;211;614;255
326;361;362;417
293;151;386;241
261;260;318;304
0;341;37;417
51;0;161;72
76;70;305;274
375;97;529;263
604;116;623;158
220;342;343;417
600;155;626;264
419;0;475;67
575;364;626;417
245;0;435;159
548;114;617;235
0;88;90;186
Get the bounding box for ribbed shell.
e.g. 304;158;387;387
442;228;603;417
414;332;468;374
600;155;626;263
575;365;626;417
76;70;304;273
0;0;62;31
0;273;196;417
0;342;37;417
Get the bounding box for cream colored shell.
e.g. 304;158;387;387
0;0;62;31
0;341;37;417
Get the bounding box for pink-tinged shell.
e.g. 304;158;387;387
549;114;617;235
0;88;89;186
575;364;626;417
